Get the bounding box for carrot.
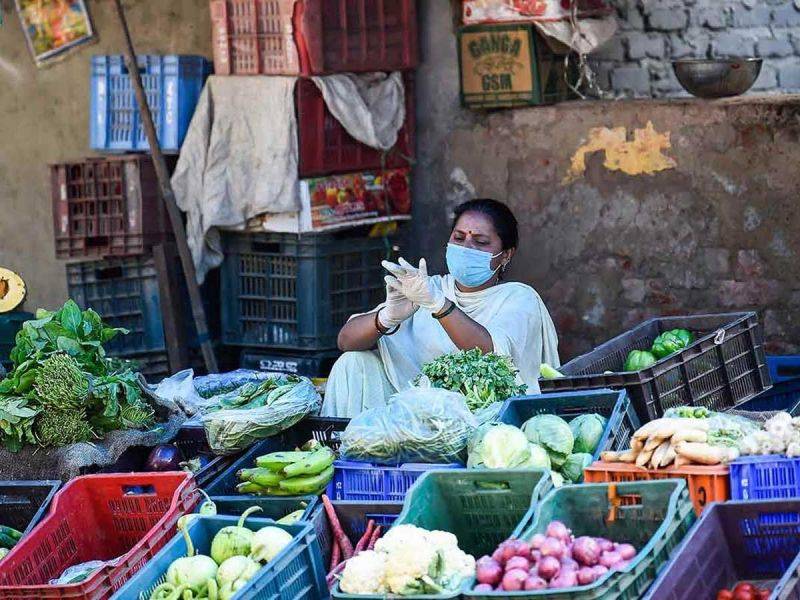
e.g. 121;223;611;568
321;494;354;559
326;560;347;588
329;536;341;571
367;525;382;550
355;520;375;554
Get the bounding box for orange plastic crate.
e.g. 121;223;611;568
584;461;729;516
0;472;198;600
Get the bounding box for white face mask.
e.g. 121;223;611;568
446;243;502;287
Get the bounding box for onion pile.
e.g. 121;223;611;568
473;521;638;592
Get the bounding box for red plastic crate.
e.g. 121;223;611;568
51;156;172;259
297;73;415;177
0;472;199;600
210;0;418;75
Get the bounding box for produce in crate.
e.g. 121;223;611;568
338;523;475;595
737;411;800;457
148;508;294;600
539;363;563;380
177;490;218;531
716;583;771;600
469;413;607;483
235;440;335;496
0;524;23;559
418;349;527;414
623;350;656;372
623;329;695;372
474;522;638;592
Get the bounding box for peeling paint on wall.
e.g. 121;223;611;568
563;121;677;183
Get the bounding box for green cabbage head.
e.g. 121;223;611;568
569;414;607;454
467;424;532;469
561;452;594;483
522;414;574;466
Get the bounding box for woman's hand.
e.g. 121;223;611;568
378;275;418;329
382;258;447;314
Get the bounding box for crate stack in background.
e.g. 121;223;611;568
210;0;419;379
51;55;211;379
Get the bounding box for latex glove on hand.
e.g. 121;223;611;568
381;257;447;314
377;275;418;329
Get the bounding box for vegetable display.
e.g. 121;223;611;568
338;523;475;595
738;412;800;457
474;522;638;591
469;413;607;484
623;328;695;372
0;525;23;557
418;349;526;413
600;409;757;468
149;508;294;600
235;440;335;496
717;583;771;600
0;300;156;452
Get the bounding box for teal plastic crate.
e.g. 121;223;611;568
465;479;696;599
111;515;326;600
497;389;640;462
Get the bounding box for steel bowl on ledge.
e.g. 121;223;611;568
672;58;763;98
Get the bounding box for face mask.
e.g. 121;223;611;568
446;243;503;288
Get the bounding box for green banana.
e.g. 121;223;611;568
278;465;335;494
0;526;22;541
0;533;16;549
255;451;312;472
236;482;270;495
262;486;304;497
276;509;305;525
283;447;335;478
238;467;285;487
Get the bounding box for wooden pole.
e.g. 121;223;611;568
112;0;218;373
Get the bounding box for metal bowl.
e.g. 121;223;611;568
672;58;763;98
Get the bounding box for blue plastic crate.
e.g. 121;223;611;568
734;377;800;415
497;388;640;462
90;55;210;153
730;455;800;501
325;460;462;502
768;355;800;384
111;515;326;600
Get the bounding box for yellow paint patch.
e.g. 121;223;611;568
563;121;677;183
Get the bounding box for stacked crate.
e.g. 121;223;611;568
210;0;419;376
51;55;211;379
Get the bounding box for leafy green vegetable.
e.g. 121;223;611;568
34;353;88;410
35;409;94;447
526;443;552;470
569;414;607;454
418;349;526;413
522;414;574;462
561;452;593;483
467;424;531;469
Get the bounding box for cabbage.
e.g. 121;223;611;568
467;424;532;469
522;415;574;458
550;471;565;487
569;414;607;454
561;453;594;483
525;443;552;470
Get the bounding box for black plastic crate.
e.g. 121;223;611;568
540;312;772;422
220;231;397;350
290;416;350;453
240;348;340;378
0;481;60;536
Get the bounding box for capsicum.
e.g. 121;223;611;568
623;350;657;372
651;329;695;359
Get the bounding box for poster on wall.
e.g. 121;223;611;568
15;0;95;66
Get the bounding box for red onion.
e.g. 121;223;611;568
502;541;519;563
572;536;601;566
506;556;531;573
594;538;614;552
577;566;598;585
475;556;503;586
560;557;579;572
530;533;547;550
524;576;548;590
613;559;631;571
546;521;572;542
592;565;609;578
537;555;561;580
599;551;623;569
473;583;494;592
549;571;579;589
511;539;532;559
615;543;636;560
540;537;565;559
501;569;528;591
530;549;541;563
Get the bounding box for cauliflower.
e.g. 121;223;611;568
787;442;800;458
374;524;428;556
384;545;441;594
339;551;388;595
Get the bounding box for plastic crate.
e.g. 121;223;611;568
540;312;772;423
211;495;318;522
210;0;418;76
0;472;198;600
111;515;326;600
240;348;340;378
220;230;395;350
583;462;729;516
51;156;171;259
296;74;415;177
90;55;210;153
497;389;640;462
0;312;31;369
729;455;800;501
290;416;349;453
464;479;696;600
326;460;463;503
733;377;800;414
644;499;800;600
314;501;403;570
0;481;60;537
768;355;800;383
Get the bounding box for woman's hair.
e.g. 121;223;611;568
451;198;519;250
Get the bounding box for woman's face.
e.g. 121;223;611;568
449;211;513;271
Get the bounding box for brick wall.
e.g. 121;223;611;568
590;0;800;97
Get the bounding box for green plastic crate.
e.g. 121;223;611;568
465;479;696;599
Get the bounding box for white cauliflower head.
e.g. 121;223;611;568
339;551;388;595
384;544;440;594
374;524;429;555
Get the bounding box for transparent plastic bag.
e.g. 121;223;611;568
201;376;321;454
193;369;271;398
339;387;478;464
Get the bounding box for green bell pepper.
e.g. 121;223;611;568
623;350;657;372
651;329;695;359
670;328;694;347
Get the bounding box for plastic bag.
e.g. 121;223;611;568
339;387;478;464
201;376;321;454
193;369;271;398
49;560;108;585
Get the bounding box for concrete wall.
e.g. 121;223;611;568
414;0;800;361
593;0;800;97
0;0;211;311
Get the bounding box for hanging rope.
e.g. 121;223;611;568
564;0;607;99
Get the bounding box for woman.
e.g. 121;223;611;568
321;199;560;417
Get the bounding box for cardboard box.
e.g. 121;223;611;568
256;168;412;234
462;0;612;25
